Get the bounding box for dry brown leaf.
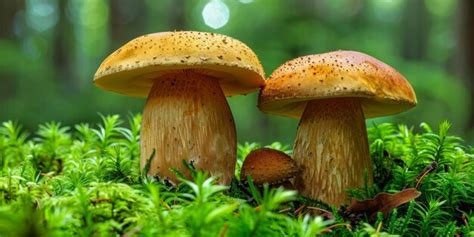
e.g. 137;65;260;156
347;188;421;219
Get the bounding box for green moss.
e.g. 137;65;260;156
0;115;473;236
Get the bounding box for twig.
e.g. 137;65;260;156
415;161;438;188
320;223;352;233
278;208;292;214
294;205;306;216
306;206;334;219
219;223;229;237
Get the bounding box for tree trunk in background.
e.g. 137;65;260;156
455;0;474;129
110;1;121;42
400;0;430;60
0;0;24;39
53;0;75;91
110;0;146;46
168;0;186;29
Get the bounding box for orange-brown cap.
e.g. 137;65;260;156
94;31;265;97
258;51;417;119
240;148;298;185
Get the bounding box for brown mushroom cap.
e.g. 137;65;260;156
240;148;298;185
258;50;417;118
94;31;265;97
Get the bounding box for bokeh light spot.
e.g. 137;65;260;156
25;0;59;32
202;0;229;29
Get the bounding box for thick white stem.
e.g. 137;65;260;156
293;98;373;206
140;71;236;184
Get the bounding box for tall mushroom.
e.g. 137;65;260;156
258;51;416;206
94;31;265;184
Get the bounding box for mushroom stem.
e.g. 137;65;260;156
293;98;373;206
140;71;236;184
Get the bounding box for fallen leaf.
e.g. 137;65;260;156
347;188;421;220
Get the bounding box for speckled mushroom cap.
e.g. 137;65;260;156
94;31;265;97
240;148;298;185
259;51;417;118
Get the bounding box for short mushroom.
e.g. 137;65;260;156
94;31;265;184
240;148;297;187
258;51;416;206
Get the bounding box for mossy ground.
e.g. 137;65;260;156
0;115;473;236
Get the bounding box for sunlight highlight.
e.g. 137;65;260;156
202;0;229;29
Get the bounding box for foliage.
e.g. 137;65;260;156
0;115;473;236
351;120;474;236
1;1;469;145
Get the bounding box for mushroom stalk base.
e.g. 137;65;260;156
141;72;236;184
293;98;372;206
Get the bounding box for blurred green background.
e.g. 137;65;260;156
1;0;473;144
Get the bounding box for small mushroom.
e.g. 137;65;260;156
240;148;298;187
94;31;265;184
258;51;416;206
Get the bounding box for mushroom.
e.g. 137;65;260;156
240;148;298;187
258;51;416;206
94;31;265;184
